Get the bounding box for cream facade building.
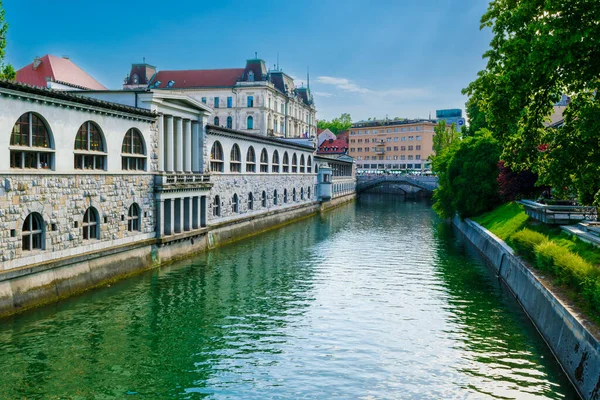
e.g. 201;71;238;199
348;119;436;171
123;59;317;139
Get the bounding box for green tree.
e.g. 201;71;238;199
0;0;14;80
432;120;459;156
432;131;502;219
464;0;600;204
317;113;352;135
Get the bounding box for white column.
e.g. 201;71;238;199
169;199;175;235
175;118;183;172
158;199;166;237
158;114;165;172
191;122;200;172
165;116;174;172
178;198;184;233
187;197;193;231
184;119;192;172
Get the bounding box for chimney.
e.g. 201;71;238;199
62;55;70;60
33;57;42;70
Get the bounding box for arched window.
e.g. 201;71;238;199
22;212;43;251
246;146;256;173
214;116;220;126
291;154;298;173
127;203;141;231
284;189;288;203
232;193;239;213
10;112;54;170
82;207;99;240
272;150;280;173
247;116;254;130
260;148;268;173
226;116;233;129
300;154;305;173
230;144;241;172
248;70;255;82
293;188;297;202
262;191;267;207
248;192;254;210
213;196;221;217
282;152;289;173
74;121;106;170
121;128;146;170
273;190;278;205
210;141;224;172
307;186;311;199
301;187;304;200
307;156;312;173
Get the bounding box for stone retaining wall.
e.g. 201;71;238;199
453;216;600;400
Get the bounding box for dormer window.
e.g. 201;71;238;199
132;74;139;84
248;70;255;82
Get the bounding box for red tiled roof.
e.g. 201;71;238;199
317;137;349;154
151;68;245;89
15;55;106;90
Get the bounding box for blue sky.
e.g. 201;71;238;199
4;0;492;121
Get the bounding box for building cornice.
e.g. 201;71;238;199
0;81;156;122
206;125;315;152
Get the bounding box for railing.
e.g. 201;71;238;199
156;173;211;187
356;175;438;192
519;200;597;224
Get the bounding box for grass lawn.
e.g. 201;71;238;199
472;202;600;323
473;202;600;267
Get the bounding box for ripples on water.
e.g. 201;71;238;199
0;195;577;399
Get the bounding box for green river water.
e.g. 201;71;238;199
0;195;578;399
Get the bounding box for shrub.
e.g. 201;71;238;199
535;241;564;273
511;229;547;261
535;241;597;288
582;277;600;314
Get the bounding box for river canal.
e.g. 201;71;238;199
0;195;578;399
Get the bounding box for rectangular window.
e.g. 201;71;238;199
408;146;414;150
394;128;399;132
386;147;391;151
416;145;421;150
357;148;362;152
358;139;363;143
401;128;406;132
394;146;398;151
401;146;406;151
401;155;406;160
416;126;421;131
201;97;207;104
393;155;398;160
401;136;406;141
408;155;414;160
416;135;422;141
350;148;355;152
416;155;421;160
394;137;399;142
408;136;414;141
378;155;384;160
386;137;392;142
247;96;254;107
227;97;232;108
386;156;391;160
214;97;220;108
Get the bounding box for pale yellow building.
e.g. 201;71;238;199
348;119;436;171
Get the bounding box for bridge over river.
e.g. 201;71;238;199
356;174;439;194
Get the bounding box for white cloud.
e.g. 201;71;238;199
316;75;430;98
313;91;333;97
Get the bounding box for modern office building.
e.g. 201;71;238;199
435;109;465;131
348;119;436;171
122;58;317;139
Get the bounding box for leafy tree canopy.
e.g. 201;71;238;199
432;120;459;157
317;113;352;135
464;0;600;169
432;130;502;219
0;0;14;80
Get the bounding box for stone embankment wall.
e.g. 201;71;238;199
0;173;156;271
453;217;600;400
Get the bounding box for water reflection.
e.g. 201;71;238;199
0;195;576;399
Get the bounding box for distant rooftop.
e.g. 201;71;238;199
352;118;436;128
15;54;107;90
